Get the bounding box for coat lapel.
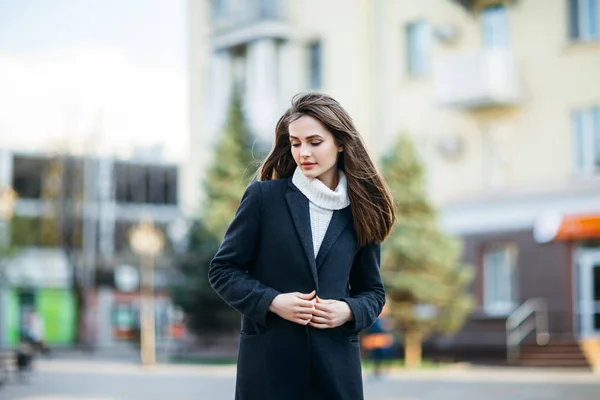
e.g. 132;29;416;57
315;206;352;270
285;181;319;289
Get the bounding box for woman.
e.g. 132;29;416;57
209;93;396;400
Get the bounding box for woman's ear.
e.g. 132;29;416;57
338;146;344;153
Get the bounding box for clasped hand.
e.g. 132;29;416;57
269;290;353;329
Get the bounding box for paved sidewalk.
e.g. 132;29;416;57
2;359;599;400
34;358;600;382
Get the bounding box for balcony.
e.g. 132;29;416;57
434;49;522;109
211;0;290;50
450;0;517;12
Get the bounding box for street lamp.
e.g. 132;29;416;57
128;219;164;366
0;187;17;222
0;186;18;349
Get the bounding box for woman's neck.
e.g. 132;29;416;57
317;168;339;190
292;167;350;211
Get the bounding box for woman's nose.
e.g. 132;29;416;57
300;145;311;157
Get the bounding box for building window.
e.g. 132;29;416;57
212;0;228;19
165;167;178;205
148;166;165;204
128;165;147;204
259;0;281;19
308;41;322;89
483;244;517;315
114;163;128;203
12;156;46;199
572;106;600;174
113;162;178;205
569;0;599;41
406;21;431;78
482;5;510;48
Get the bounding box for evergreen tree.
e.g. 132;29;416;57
173;86;258;338
203;86;258;239
171;220;239;339
381;135;475;367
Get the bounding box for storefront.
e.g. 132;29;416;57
535;211;600;339
90;265;178;349
0;248;76;346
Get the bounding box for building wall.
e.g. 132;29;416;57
388;0;600;206
463;229;572;334
188;0;600;211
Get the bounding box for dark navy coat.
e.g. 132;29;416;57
209;177;385;400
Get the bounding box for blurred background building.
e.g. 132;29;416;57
0;145;182;349
187;0;600;366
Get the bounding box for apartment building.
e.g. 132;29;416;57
188;0;600;364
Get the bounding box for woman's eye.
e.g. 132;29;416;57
291;143;300;148
311;142;322;146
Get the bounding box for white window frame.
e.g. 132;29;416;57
406;20;431;78
569;0;599;42
572;107;600;175
483;244;518;316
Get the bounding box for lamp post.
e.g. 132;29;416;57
0;186;18;349
0;186;17;223
128;219;164;366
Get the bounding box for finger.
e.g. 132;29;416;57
296;318;311;326
309;316;329;324
308;321;330;329
316;298;335;304
314;303;331;312
295;300;316;309
295;313;313;320
296;290;316;300
311;309;329;318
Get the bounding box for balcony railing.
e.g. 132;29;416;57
434;48;522;109
211;0;289;49
212;0;285;34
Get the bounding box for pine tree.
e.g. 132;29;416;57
381;135;475;368
171;220;239;339
203;85;258;239
173;85;259;339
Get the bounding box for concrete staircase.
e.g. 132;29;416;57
518;337;591;368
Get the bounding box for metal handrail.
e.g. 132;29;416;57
505;298;550;363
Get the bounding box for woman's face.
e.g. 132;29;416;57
289;115;343;183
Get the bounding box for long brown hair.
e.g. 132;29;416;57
258;92;396;246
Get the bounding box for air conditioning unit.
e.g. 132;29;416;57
436;135;464;160
434;24;459;44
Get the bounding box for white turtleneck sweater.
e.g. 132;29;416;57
292;167;350;257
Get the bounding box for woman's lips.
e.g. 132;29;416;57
301;163;316;169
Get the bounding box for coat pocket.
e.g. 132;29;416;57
349;335;360;347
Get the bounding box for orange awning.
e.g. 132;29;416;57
555;213;600;241
534;212;600;243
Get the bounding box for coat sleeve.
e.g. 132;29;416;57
208;181;280;327
340;243;386;334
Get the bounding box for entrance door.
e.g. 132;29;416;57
579;250;600;337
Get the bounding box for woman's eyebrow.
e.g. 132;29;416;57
289;134;324;140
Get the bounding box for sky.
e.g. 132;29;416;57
0;0;189;161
